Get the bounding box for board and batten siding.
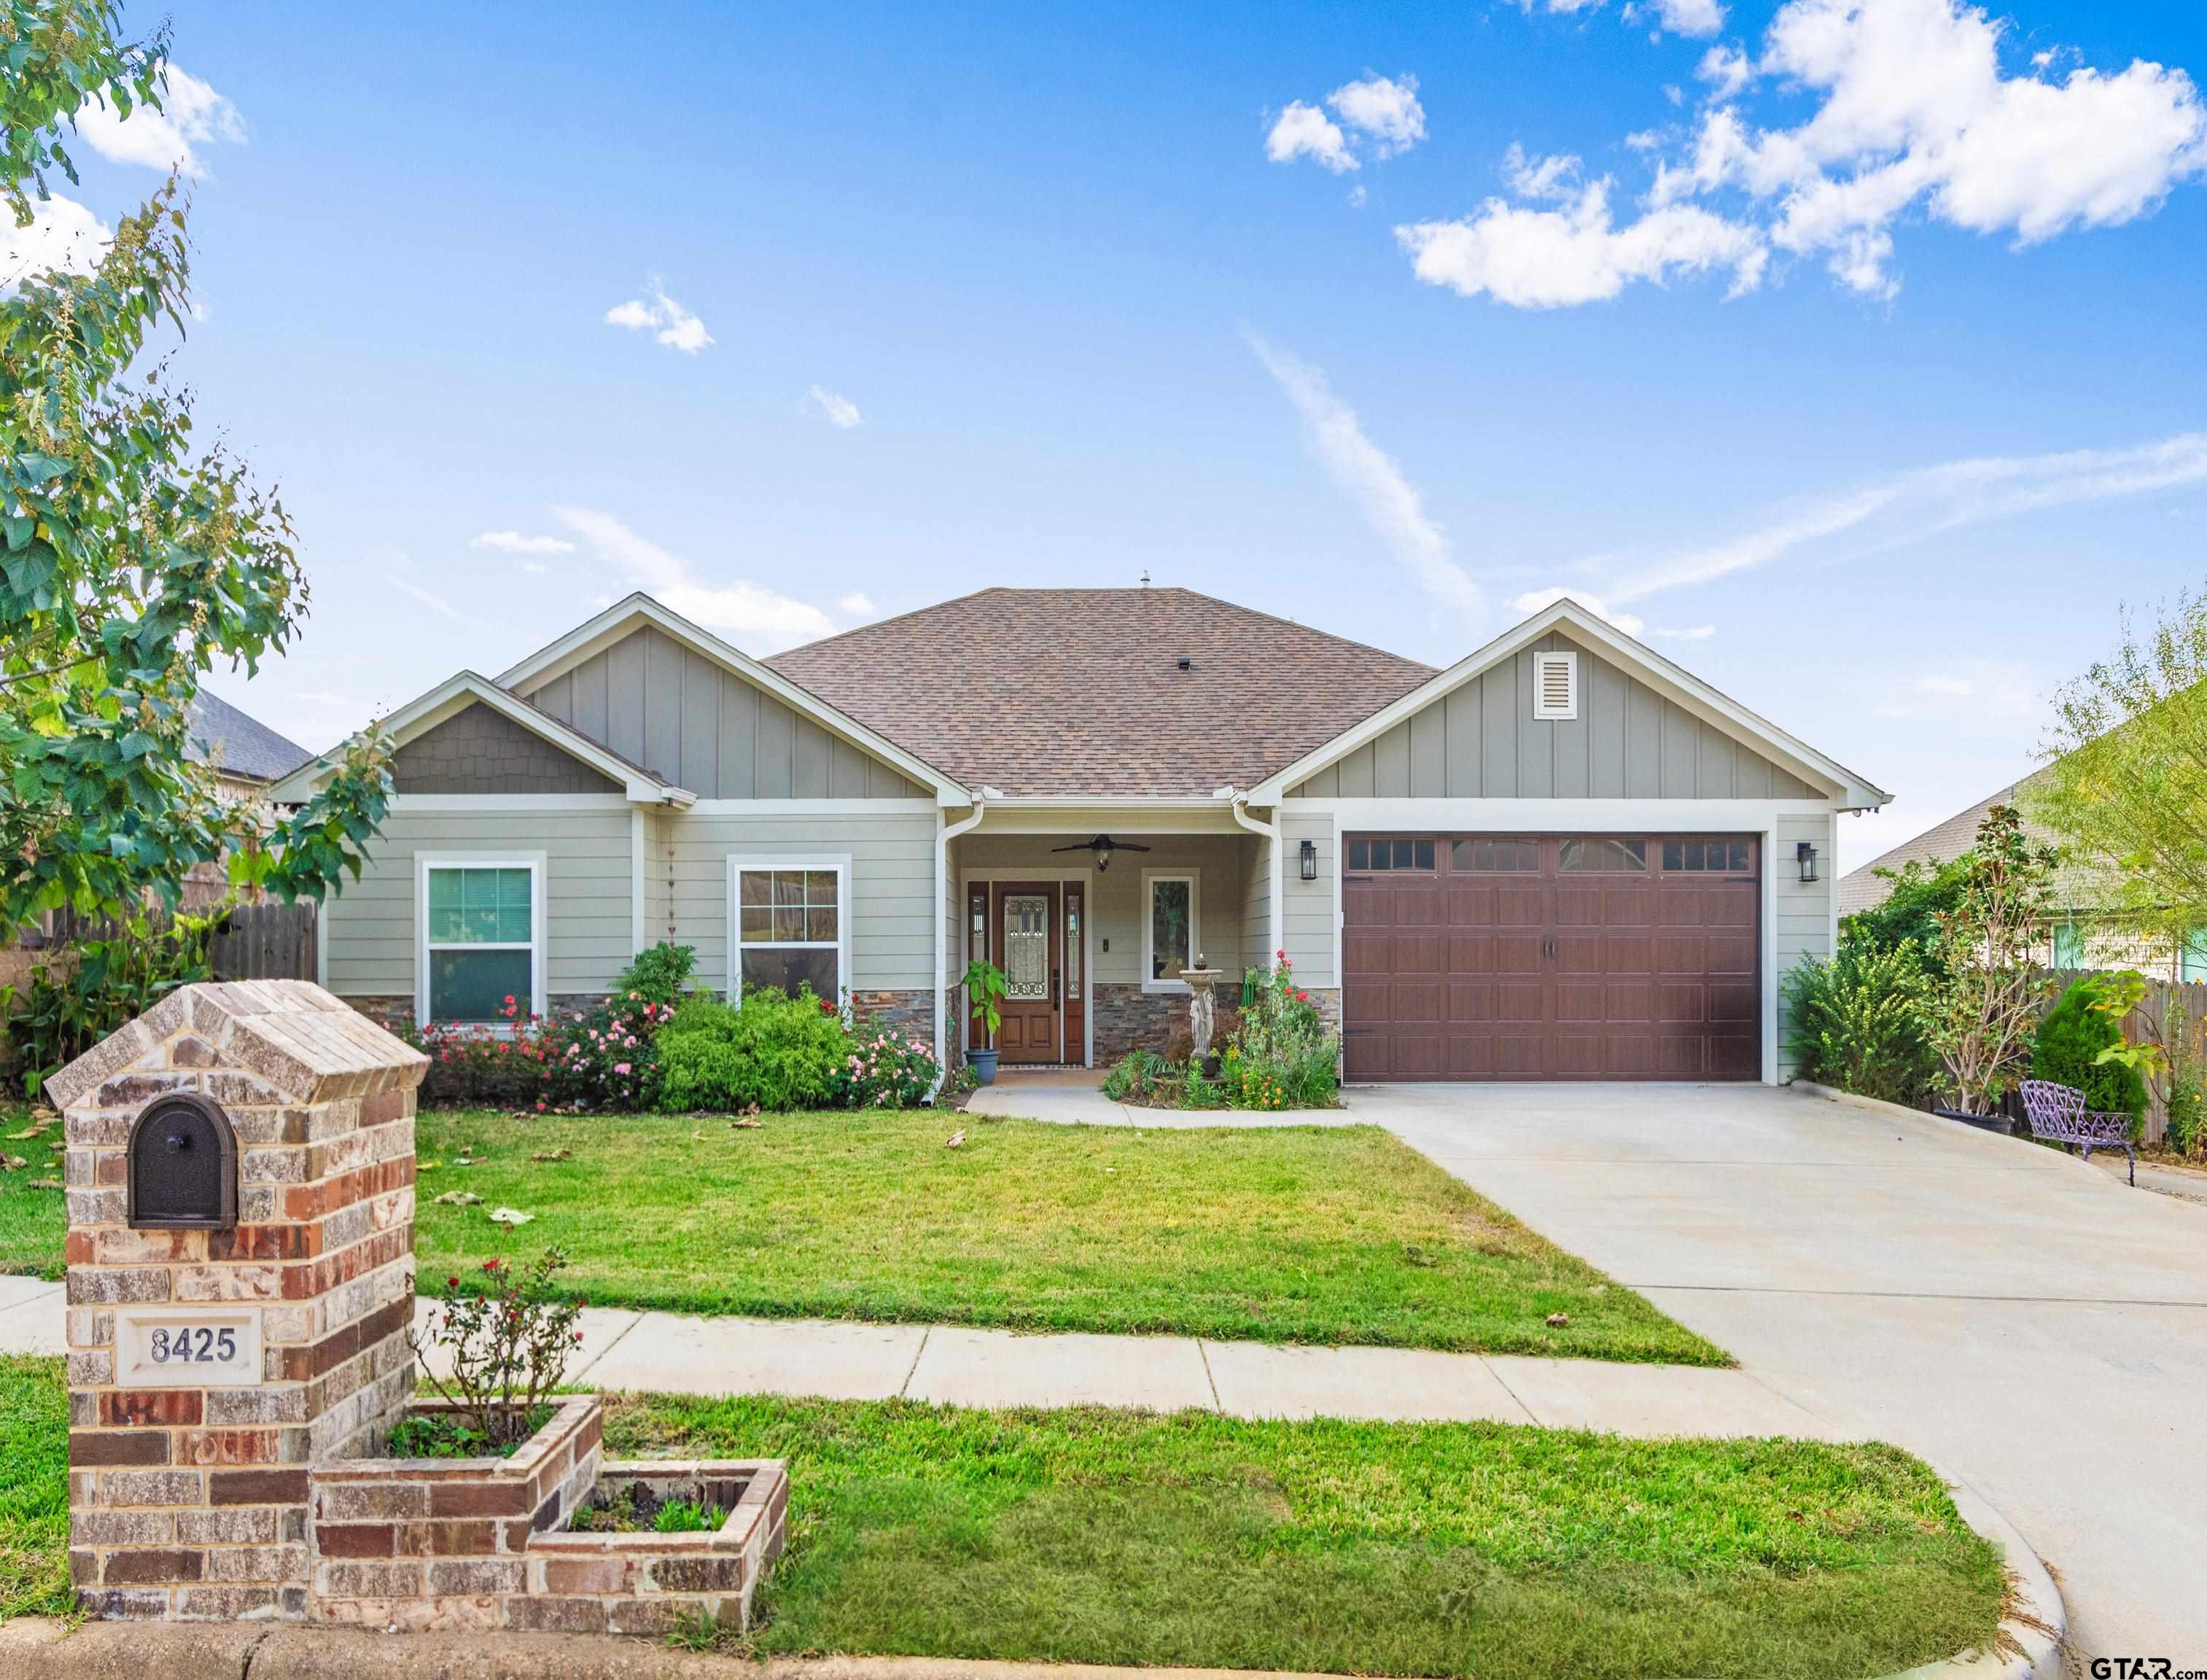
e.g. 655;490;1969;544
1289;632;1822;802
670;808;938;993
524;625;925;801
322;804;635;1005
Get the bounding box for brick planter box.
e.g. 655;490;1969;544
308;1396;787;1634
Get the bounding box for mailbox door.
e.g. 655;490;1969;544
126;1094;239;1229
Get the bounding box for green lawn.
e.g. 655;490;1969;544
0;1358;69;1622
607;1391;2006;1680
418;1109;1722;1364
0;1100;65;1281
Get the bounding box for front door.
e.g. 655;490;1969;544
991;882;1061;1062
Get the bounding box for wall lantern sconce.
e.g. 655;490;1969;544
1796;841;1818;884
1299;839;1318;882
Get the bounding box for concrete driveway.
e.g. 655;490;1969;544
1361;1081;2207;1662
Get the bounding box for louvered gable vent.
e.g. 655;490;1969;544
1532;650;1578;721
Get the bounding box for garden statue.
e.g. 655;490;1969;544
1182;954;1225;1064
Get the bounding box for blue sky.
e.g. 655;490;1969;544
12;0;2207;869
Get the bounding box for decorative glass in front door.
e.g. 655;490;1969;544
1004;894;1050;1000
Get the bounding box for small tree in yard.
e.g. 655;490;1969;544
1928;804;2059;1116
2;2;391;946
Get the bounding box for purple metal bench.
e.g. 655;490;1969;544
2020;1079;2137;1186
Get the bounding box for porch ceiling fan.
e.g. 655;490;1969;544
1048;834;1152;872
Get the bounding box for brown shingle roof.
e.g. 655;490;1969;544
763;587;1436;798
1837;765;2115;917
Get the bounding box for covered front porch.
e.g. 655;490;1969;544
946;806;1274;1069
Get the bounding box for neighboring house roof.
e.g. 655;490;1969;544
185;693;312;786
1837;766;2118;919
267;672;696;806
763;587;1437;798
1244;596;1891;811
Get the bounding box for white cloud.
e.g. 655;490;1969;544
1608;432;2207;602
837;592;876;616
1448;0;2207;307
550;507;836;654
1697;44;1753;99
1396;177;1765;308
1247;335;1484;630
1650;623;1717;641
0;194;109;287
1330;75;1426;157
1508;587;1646;637
71;66;244;175
1267;74;1427;174
1503;144;1586;201
806;386;863;429
1266;101;1356;173
470;530;575;556
604;286;713;354
1522;0;1724;36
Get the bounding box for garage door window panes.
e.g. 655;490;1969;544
1450;838;1538;872
1663;839;1751;873
737;867;842;1003
425;866;535;1022
1348;838;1434;871
1559;838;1647;872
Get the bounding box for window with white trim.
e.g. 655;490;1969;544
1533;650;1578;720
421;860;542;1024
730;859;849;1004
1143;871;1198;989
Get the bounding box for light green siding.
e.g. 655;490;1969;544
670;808;939;992
322;804;634;1004
526;626;924;800
1289;632;1823;801
1280;810;1336;989
1775;809;1837;1078
1242;831;1274;978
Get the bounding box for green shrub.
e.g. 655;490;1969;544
659;986;851;1111
1101;1050;1170;1102
2;912;214;1097
618;941;698;1006
2165;1066;2205;1159
1782;940;1938;1107
1222;957;1339;1109
2031;977;2148;1124
1840;856;1971;979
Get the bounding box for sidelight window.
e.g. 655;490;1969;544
1143;872;1198;989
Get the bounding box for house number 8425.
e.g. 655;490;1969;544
149;1326;236;1364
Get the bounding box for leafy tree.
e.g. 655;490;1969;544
2;1;390;940
1927;804;2058;1116
2029;588;2207;954
1840;855;1971;979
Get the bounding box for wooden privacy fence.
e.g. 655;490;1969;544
209;900;318;981
20;900;317;984
2039;968;2207;1146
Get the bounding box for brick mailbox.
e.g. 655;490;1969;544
51;979;788;1635
50;981;427;1621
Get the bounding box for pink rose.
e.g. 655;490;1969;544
614;1062;631;1075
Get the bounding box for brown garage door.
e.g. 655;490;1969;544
1342;834;1760;1081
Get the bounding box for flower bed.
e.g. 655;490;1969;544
308;1395;787;1635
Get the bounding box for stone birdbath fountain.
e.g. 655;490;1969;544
1181;954;1226;1076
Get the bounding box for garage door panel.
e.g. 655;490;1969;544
1342;831;1759;1083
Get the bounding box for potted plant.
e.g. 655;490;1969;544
962;957;1007;1084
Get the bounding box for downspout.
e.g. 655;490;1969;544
1228;791;1280;976
929;795;989;1103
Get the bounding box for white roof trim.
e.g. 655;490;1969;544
493;593;970;806
266;672;696;807
1245;599;1891;811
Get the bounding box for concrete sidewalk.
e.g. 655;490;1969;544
0;1279;1843;1436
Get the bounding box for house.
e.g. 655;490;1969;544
1839;773;2197;979
270;588;1887;1083
180;693;314;909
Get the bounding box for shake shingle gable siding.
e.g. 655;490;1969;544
762;588;1435;798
